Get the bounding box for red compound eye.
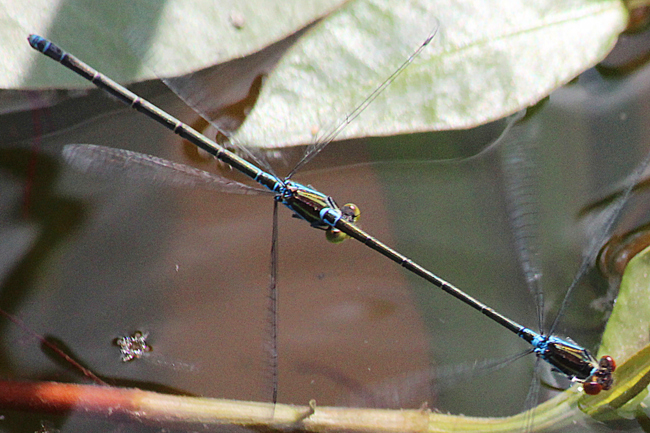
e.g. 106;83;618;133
600;355;616;372
583;380;602;395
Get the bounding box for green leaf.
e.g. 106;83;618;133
594;245;650;421
413;344;650;431
7;0;628;144
235;0;628;148
2;0;347;88
600;245;650;364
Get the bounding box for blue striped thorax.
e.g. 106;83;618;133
278;181;360;242
531;334;615;395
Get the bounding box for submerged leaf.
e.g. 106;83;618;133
3;0;347;88
235;0;628;148
9;0;627;147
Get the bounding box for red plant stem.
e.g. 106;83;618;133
0;381;134;416
0;380;307;430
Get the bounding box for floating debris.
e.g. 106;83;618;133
114;331;152;362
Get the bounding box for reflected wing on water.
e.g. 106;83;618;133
62;144;269;195
549;145;650;335
129;20;320;176
318;349;534;410
136;8;439;177
498;110;546;332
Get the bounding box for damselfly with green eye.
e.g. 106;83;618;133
27;24;616;406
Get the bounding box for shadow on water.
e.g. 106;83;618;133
0;146;85;432
1;13;650;433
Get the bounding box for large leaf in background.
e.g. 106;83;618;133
235;0;628;148
5;0;627;147
1;0;347;88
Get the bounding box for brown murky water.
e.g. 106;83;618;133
2;28;650;432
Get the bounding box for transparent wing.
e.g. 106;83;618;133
286;23;438;178
549;144;650;335
126;11;319;177
497;110;546;333
522;357;543;431
264;200;279;405
333;349;533;409
152;27;316;177
128;2;438;179
63;144;269;195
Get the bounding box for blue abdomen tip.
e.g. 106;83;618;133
28;34;48;51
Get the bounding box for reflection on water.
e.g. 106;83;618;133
2;38;650;433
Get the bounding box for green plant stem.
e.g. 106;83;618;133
1;344;649;433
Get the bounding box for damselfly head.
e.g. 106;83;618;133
582;355;616;395
326;203;360;243
341;203;360;221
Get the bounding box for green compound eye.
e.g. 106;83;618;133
341;203;360;222
325;203;360;243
